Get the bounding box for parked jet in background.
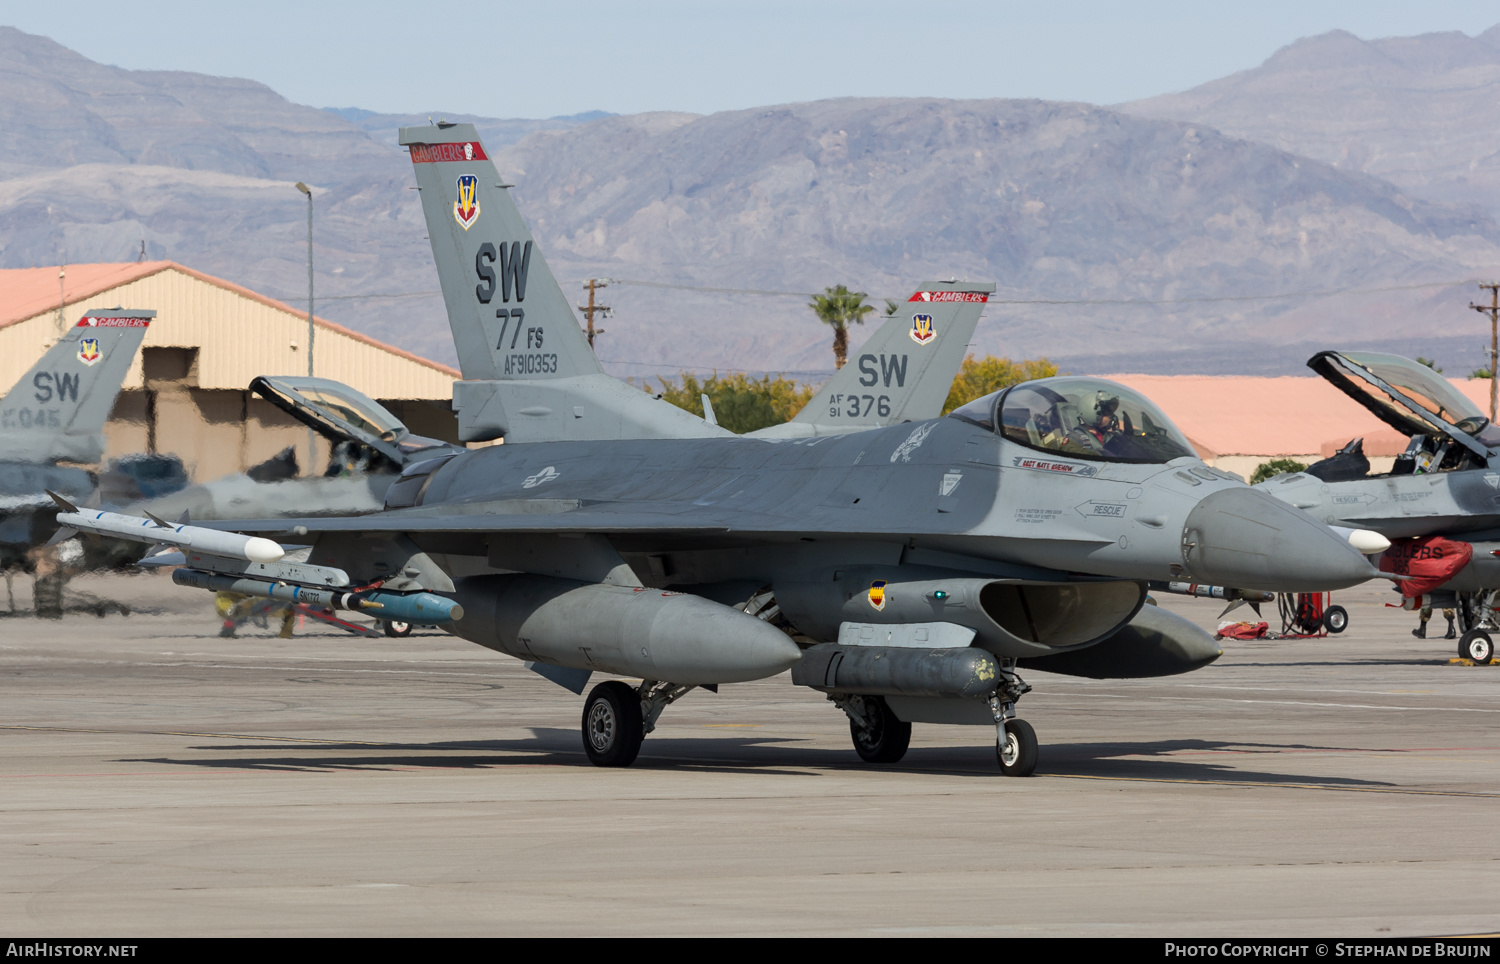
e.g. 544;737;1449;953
1257;351;1500;663
62;124;1385;777
0;309;152;567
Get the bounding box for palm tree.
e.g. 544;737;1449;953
809;285;874;369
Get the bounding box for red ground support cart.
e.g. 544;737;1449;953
1276;592;1349;638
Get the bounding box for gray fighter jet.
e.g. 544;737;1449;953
62;126;1383;775
1257;351;1500;662
1;309;152;566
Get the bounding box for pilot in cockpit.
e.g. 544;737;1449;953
1063;392;1124;455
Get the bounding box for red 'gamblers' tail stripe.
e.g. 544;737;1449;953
409;141;489;164
908;291;989;303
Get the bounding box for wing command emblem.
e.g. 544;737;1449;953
909;313;935;345
77;337;102;366
453;174;481;230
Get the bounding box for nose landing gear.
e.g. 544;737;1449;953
990;660;1037;777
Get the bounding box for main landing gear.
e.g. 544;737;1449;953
581;679;698;767
838;694;912;764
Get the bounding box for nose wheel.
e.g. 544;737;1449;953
990;660;1037;776
1460;629;1495;665
997;718;1038;777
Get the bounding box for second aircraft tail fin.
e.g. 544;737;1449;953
0;309;153;464
748;281;992;437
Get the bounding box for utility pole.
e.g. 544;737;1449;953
295;181;315;472
578;279;611;349
1471;282;1500;422
56;265;66;338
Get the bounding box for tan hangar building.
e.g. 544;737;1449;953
0;261;460;480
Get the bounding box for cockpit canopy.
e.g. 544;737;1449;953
250;375;457;468
1309;351;1500;454
951;376;1199;464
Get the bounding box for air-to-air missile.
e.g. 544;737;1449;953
48;492;461;627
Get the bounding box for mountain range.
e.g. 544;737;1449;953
3;24;1500;378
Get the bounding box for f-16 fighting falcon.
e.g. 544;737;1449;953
1;309;152;568
1257;351;1500;665
61;125;1384;775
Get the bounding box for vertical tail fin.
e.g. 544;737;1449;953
781;281;992;433
0;309;153;463
399;124;601;383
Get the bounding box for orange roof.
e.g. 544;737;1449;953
0;261;458;377
1103;373;1498;458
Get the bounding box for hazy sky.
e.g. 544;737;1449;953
4;1;1500;118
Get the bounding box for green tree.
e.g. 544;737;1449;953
1416;356;1443;373
1472;368;1493;380
1249;458;1308;485
652;372;817;434
942;355;1059;414
808;285;875;369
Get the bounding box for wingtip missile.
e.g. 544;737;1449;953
52;505;286;564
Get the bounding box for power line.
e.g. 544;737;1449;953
603;359;833;377
269;276;1488;309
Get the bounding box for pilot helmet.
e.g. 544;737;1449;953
1089;391;1120;427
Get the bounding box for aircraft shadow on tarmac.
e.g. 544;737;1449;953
121;731;1396;787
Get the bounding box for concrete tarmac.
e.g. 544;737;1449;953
0;571;1497;937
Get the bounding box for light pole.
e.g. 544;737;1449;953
295;181;315;472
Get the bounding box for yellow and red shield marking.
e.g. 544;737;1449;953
909;313;935;345
77;337;101;366
453;174;481;230
868;580;887;611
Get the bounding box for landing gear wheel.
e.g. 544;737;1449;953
997;718;1038;777
1322;605;1349;635
383;620;412;637
849;696;911;764
582;680;644;767
1460;629;1494;665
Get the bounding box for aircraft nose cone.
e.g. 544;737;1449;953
1181;487;1378;591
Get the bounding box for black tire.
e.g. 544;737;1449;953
383;620;413;637
997;718;1039;777
1460;629;1494;665
582;680;644;767
1322;605;1349;635
849;695;911;764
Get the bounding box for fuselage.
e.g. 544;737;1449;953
389;412;1375;593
